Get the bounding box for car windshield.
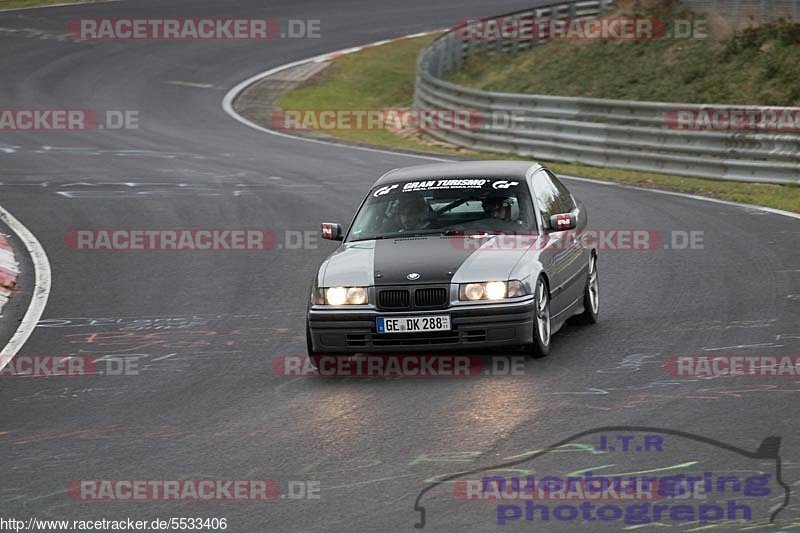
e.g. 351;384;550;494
347;178;537;242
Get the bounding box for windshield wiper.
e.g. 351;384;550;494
350;232;437;242
389;232;440;239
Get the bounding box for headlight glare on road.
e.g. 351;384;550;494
324;286;369;305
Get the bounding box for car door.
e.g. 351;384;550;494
547;170;589;308
530;169;585;316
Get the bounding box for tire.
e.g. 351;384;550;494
577;253;599;324
527;277;551;358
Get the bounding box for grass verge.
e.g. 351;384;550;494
276;36;800;213
449;19;800;105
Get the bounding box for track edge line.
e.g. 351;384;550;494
0;204;52;371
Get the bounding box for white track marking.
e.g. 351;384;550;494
0;205;52;372
561;174;800;221
222;34;800;223
151;352;178;362
222;31;451;163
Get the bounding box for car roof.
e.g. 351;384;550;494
374;161;544;186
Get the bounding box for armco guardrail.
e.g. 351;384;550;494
413;1;800;184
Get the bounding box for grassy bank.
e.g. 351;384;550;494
275;36;800;213
277;36;458;153
449;11;800;105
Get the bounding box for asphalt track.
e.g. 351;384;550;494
0;1;799;531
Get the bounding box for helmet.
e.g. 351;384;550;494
482;194;513;221
396;195;431;229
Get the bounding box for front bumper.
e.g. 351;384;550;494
307;297;536;354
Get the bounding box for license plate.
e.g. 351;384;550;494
376;315;451;334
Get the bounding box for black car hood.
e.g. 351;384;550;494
319;235;534;287
372;237;475;285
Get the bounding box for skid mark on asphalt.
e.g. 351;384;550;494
24;315;305;377
0;179;323;196
676;319;778;331
37;312;297;330
274;376;304;395
595;353;661;374
549;383;800;410
324;473;416;491
57;189;253;198
0;27;74;42
702;342;785;351
0;424;189;445
1;146;234;159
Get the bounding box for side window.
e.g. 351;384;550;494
547;170;576;213
531;170;561;229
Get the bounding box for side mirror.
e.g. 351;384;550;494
320;222;343;241
549;213;576;232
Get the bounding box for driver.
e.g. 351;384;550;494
482;194;513;221
395;195;431;232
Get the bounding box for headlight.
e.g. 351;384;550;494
322;286;369;305
485;281;506;300
345;287;368;305
459;281;527;301
463;283;485;301
327;287;348;305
